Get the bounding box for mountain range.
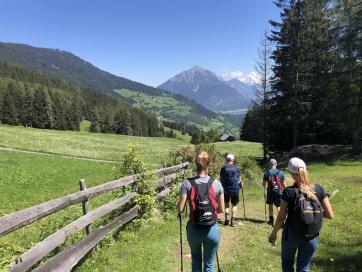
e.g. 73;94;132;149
0;42;239;133
158;66;253;112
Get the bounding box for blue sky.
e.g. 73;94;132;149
0;0;280;86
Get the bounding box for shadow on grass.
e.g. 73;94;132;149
235;217;266;224
313;252;361;272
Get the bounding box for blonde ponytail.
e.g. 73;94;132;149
298;167;317;200
195;151;211;174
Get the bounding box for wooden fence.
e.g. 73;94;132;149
0;162;189;272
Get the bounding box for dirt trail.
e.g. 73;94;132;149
0;146;162;166
0;146;120;163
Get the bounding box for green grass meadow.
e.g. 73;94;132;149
75;161;362;272
0;124;360;271
0;124;189;163
0;124;262;163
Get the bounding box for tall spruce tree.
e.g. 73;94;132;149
254;30;273;159
32;88;52;129
333;0;362;154
269;0;332;151
1;83;18;125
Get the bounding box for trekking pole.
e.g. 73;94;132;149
216;251;221;272
241;186;246;218
264;186;267;220
178;214;184;272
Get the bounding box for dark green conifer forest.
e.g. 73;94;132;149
0;63;162;136
241;0;362;153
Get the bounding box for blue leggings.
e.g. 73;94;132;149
281;225;318;272
186;222;220;272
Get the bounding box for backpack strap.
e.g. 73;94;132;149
206;177;215;191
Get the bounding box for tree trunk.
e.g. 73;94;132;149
352;78;362;155
293;122;298;148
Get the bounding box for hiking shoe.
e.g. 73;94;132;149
224;219;229;226
231;217;236;227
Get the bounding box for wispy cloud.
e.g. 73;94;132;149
221;70;258;85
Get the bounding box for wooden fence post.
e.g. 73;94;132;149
79;179;95;256
181;162;187;180
79;179;92;235
131;170;137;192
163;163;167;188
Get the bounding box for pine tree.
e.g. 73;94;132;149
268;0;333;151
1;83;18;125
255;30;273;159
333;0;362;154
22;91;34;127
32;88;52;128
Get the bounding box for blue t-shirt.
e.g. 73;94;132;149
263;168;285;190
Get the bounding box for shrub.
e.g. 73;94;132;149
163;145;194;166
113;144;146;178
195;144;223;177
234;154;262;184
112;144;156;218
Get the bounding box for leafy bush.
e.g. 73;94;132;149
113;144;146;178
195;144;224;177
234;154;262;184
163;145;194;166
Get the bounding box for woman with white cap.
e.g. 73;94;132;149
268;157;334;272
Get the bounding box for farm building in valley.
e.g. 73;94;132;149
219;134;236;142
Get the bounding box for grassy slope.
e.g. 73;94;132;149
115;89;239;135
0;124;189;163
0;125;262;163
76;161;362;272
0;151;117;269
0;125;263;270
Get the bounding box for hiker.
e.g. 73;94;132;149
177;151;225;272
268;157;334;272
220;154;242;226
262;158;286;226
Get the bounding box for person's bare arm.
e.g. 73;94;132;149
321;197;334;219
262;180;267;187
268;200;288;244
218;193;225;214
176;194;187;215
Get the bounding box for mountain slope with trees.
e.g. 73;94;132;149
0;42;238;131
0;62;162;136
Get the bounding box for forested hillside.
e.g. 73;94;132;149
115;89;239;134
241;0;362;153
0;63;162;136
0;42;239;132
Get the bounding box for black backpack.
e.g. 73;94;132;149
292;187;323;237
189;177;218;228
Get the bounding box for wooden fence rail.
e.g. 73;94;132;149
0;161;189;272
0;162;189;237
10;193;136;272
33;207;139;272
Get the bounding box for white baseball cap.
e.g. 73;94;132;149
287;157;307;174
226;154;235;161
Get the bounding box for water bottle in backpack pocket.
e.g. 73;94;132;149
189;177;218;228
268;170;283;197
292;188;323;237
